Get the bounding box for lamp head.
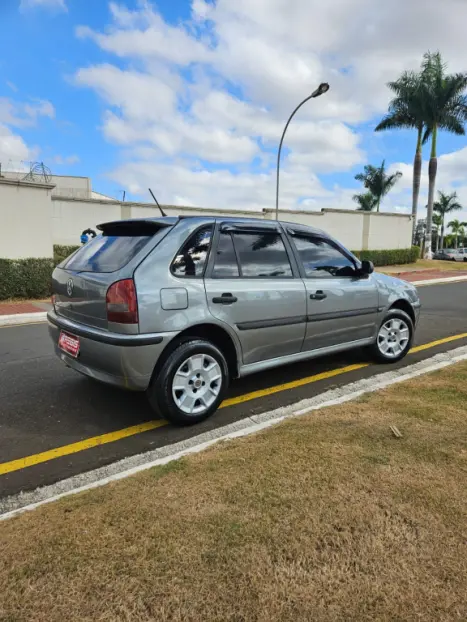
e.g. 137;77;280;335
311;82;330;97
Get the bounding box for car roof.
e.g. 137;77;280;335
99;215;326;236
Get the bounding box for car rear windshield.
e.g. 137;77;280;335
63;234;152;273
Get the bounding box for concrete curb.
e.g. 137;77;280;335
1;344;467;522
411;275;467;286
0;312;47;327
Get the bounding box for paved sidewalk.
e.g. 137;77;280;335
0;301;52;316
391;269;467;283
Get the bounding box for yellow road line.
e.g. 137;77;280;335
0;332;466;476
410;333;467;353
0;420;167;476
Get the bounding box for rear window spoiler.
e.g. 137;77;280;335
97;217;178;236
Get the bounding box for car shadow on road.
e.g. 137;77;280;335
57;348;367;431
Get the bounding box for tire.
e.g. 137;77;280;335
370;309;414;364
147;339;229;425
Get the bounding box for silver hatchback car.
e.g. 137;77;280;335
48;216;421;424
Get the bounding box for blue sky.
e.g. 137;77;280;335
1;0;467;223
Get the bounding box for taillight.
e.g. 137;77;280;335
106;279;138;324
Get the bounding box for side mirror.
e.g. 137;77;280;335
360;260;374;275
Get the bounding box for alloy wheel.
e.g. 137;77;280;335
377;318;410;359
172;354;223;415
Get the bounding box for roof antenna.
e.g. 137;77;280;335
148;188;167;217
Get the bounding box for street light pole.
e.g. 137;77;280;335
275;83;330;220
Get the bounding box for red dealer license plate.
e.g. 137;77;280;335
58;331;80;358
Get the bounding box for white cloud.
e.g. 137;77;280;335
0;97;55;167
76;12;209;66
387;149;467;225
108;160;334;212
0;124;36;164
0;97;55;128
20;0;67;11
54;154;80;165
75;65;177;122
74;0;467;212
23;100;55;122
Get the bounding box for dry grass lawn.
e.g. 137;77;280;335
1;364;467;622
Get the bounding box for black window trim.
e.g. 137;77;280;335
170;223;215;280
219;222;281;234
206;222;299;280
209;229;241;279
287;229;360;280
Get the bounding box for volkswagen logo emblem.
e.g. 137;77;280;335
66;278;74;297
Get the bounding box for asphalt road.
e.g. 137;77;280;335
1;281;466;500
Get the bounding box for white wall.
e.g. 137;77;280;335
50;175;91;199
0;179;54;259
129;203;256;220
365;212;412;250
33;197;418;252
0;179;414;258
263;207;412;251
52;197;122;246
2;172;92;199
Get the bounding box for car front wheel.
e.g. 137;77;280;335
371;309;414;363
147;339;229;425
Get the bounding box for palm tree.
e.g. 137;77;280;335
433;190;462;250
420;52;467;258
375;71;427;242
352;192;377;211
432;213;442;252
448;219;466;248
354;160;402;212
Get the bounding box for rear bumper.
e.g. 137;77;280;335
47;311;177;391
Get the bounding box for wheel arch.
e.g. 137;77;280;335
388;299;415;325
151;323;240;384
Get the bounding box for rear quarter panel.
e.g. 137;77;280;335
134;219;243;358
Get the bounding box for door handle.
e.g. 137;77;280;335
310;291;327;301
212;293;238;305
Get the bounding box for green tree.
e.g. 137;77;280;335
354;160;402;212
432;213;442;252
448;219;467;248
433;190;462;250
375;71;427;242
352;192;377;211
421;52;467;258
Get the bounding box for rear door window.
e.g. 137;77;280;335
232;231;293;278
64;234;152;273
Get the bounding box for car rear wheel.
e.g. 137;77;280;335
148;339;229;425
371;309;414;363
